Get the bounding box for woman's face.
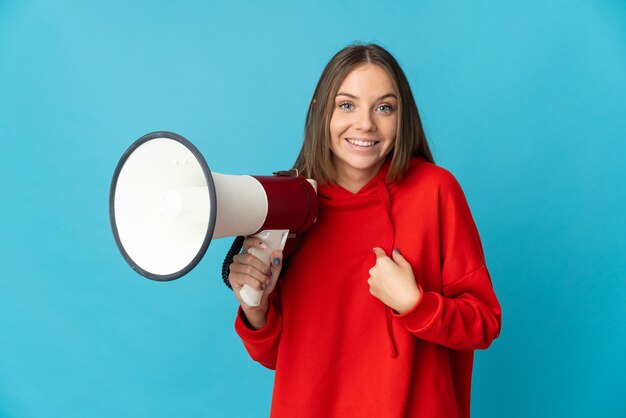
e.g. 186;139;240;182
329;64;398;185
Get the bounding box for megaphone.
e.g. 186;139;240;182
109;131;318;306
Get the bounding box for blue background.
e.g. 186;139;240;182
1;0;625;417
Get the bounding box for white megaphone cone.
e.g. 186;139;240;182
109;131;318;306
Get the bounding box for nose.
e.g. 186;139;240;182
356;109;376;132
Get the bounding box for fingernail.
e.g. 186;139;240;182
393;248;400;254
272;257;280;266
260;241;268;249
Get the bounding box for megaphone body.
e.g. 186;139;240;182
110;131;318;306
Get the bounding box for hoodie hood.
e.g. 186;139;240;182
317;158;399;357
317;159;393;202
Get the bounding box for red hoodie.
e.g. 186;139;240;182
235;159;502;418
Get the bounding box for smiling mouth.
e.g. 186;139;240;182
346;138;379;147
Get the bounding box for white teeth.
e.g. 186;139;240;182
347;138;377;147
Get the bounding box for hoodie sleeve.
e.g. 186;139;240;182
394;172;502;351
234;289;283;370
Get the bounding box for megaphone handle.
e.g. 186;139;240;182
240;229;290;307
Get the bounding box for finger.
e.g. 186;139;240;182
372;247;389;259
229;262;271;286
367;276;376;294
268;250;283;275
242;236;268;253
229;272;266;292
233;253;272;276
391;248;410;267
373;247;396;269
230;260;271;281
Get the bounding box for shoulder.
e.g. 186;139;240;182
395;158;464;197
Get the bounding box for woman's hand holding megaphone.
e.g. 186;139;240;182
228;236;283;330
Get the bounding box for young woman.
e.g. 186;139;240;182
226;44;501;418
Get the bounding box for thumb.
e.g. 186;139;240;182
391;248;410;267
264;250;284;295
372;247;388;259
269;250;283;274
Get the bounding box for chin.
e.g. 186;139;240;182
343;156;385;171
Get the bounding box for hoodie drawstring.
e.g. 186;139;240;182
376;179;398;358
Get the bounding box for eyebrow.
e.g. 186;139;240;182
336;92;398;101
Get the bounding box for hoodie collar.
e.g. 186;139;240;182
318;159;393;201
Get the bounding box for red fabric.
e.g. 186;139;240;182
235;159;502;418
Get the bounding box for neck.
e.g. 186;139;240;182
334;161;385;194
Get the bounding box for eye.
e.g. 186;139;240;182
377;104;393;113
339;102;354;110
